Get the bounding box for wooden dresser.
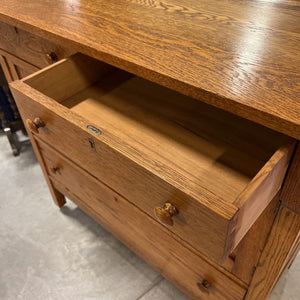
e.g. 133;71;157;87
1;1;299;299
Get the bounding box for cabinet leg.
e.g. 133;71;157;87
4;126;20;156
51;186;66;208
25;127;66;207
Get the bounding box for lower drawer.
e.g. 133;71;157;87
38;138;246;300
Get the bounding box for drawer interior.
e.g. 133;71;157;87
24;54;287;206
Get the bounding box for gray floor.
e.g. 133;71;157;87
0;132;299;300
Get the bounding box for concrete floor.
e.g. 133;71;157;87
0;132;299;300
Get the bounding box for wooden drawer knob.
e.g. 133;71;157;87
155;202;178;226
26;117;45;134
50;166;61;175
197;279;211;293
45;52;58;64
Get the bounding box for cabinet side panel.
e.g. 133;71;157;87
245;206;300;300
281;143;300;214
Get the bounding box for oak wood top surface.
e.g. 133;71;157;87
0;0;299;138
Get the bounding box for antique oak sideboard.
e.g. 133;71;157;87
0;1;299;299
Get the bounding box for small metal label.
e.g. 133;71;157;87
87;125;102;135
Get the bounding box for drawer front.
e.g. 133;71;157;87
0;49;39;82
0;21;73;68
10;54;295;263
38;139;246;300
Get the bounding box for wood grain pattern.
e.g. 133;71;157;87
0;20;73;68
9;54;295;262
281;143;300;214
245;206;300;300
25;54;116;102
286;235;300;271
0;0;299;138
223;194;279;284
38;140;246;300
230;140;296;252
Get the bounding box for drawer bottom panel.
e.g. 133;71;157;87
39;140;246;300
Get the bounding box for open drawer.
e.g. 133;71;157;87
10;53;296;263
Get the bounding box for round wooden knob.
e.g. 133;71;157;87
154;202;178;226
45;52;58;64
26;117;45;134
50;166;60;175
197;280;211;293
